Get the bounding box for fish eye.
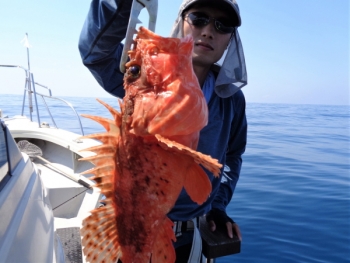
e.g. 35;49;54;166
127;65;141;79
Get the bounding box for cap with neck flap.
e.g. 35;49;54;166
170;0;247;98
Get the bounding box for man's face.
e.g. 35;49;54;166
183;6;233;69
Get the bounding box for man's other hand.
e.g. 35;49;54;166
206;208;242;240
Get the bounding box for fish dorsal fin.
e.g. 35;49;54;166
80;99;123;262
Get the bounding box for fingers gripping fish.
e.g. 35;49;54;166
80;27;222;263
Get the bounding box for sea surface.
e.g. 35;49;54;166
1;94;349;263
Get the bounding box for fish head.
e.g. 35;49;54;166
123;27;208;148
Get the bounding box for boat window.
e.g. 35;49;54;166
0;122;9;187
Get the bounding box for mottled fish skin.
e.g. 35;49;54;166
80;27;222;263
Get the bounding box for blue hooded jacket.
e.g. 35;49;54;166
78;0;247;222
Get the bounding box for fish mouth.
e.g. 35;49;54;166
195;42;214;50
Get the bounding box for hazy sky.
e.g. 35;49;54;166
0;0;349;105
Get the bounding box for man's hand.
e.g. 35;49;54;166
206;208;242;240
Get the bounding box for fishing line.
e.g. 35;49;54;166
52;188;90;211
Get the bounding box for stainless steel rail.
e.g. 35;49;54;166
0;65;84;135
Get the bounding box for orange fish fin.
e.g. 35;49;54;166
80;99;124;262
81;99;122;136
80;144;116;155
80;134;118;146
96;98;122;126
151;217;176;263
80;153;115;166
79;151;118;198
80;108;122;195
81;114;120;134
155;134;222;176
81;204;122;263
183;161;212;204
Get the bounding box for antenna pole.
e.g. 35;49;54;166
26;33;31;71
24;33;33;119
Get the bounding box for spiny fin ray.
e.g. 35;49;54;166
81;114;119;133
96;98;122;125
155;134;222;176
81;204;122;263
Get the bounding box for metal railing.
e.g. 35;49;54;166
0;65;84;135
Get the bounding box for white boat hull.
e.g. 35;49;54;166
1;115;103;263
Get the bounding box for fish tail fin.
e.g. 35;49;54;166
151;217;176;263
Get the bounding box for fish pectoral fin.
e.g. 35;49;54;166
151;217;176;263
155;134;222;176
183;161;212;204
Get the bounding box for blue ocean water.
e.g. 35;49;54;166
1;94;349;263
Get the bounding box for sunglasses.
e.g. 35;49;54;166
184;12;235;34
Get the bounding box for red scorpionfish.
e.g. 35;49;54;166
80;27;222;263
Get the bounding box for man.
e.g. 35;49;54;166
79;0;247;262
